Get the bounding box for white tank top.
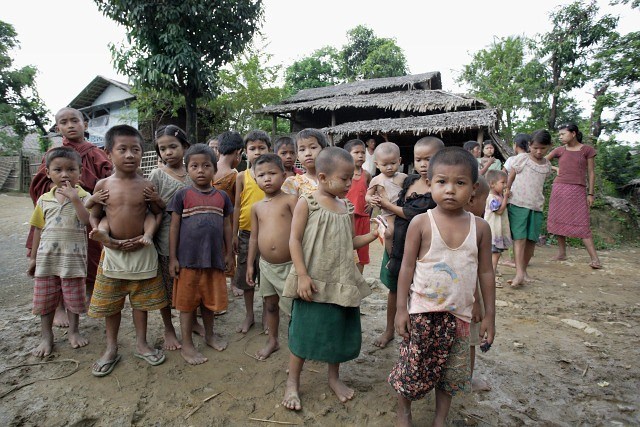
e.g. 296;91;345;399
408;210;478;323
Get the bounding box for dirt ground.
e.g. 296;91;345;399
0;192;638;426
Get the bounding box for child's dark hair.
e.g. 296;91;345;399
428;147;479;183
485;169;508;185
104;125;144;152
531;129;552;146
316;147;353;175
253;153;284;172
483;140;496;149
344;139;365;153
274;136;295;154
463;140;480;152
244;130;271;148
558;122;583;143
218;131;244;155
154;125;190;157
513;133;531;152
45;146;82;168
184;143;217;167
296;128;328;149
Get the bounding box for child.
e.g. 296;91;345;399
246;154;297;360
362;137;377;176
485;170;512;278
281;147;378;410
27;147;92;356
207;136;219;158
213;131;244;296
463;140;493;176
481;140;502;172
366;142;407;257
506;129;553;287
344;139;372;274
275;136;302;178
374;137;443;349
28;107;112;327
233;130;270;333
87;125;167;377
282;128;328;197
503;133;530;174
147;125;192;350
389;147;496;427
168;144;234;364
89;200;159;246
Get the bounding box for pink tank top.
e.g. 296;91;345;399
408;210;478;323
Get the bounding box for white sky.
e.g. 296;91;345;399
4;0;639;138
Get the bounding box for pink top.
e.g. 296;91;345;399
549;145;596;187
509;153;552;212
408;210;478;323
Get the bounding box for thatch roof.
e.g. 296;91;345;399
256;90;486;115
321;109;499;137
283;72;442;103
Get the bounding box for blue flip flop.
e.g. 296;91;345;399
92;354;121;377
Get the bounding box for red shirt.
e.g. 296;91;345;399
346;172;369;217
549;145;596;187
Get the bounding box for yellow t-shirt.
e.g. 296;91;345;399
238;169;265;231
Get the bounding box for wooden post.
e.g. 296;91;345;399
477;128;484;144
18;149;24;193
272;115;277;138
329;112;337;146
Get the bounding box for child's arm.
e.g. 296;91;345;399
587;156;596;207
352;215;379;249
168;212;181;278
57;182;91;225
27;227;41;277
495;193;509;215
144;184;166;210
395;216;426;339
89;180;107;231
476;218;496;347
223;215;234;273
479;157;494;175
85;189;108;210
246;205;259;287
290;197;315;301
379;199;406;219
232;173;245;254
506;167;517;194
471;285;482;323
365;185;380;205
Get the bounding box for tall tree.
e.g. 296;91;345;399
340;25;407;81
284;47;341;93
94;0;263;143
0;20;49;153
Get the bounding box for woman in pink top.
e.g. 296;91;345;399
546;123;601;269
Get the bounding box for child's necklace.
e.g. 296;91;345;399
167;167;187;178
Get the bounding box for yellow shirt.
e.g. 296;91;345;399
239;169;264;231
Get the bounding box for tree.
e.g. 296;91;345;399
360;41;407;79
340;25;407;81
284;47;341;93
94;0;264;143
0;20;49;153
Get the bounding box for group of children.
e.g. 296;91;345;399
44;105;614;424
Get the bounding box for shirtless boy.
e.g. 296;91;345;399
87;125;167;377
246;154;297;360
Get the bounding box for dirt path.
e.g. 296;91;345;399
0;193;638;426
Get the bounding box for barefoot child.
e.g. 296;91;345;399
485;170;512;277
506;130;553;287
390;147;496;427
233;130;270;333
373;137;443;348
27;147;92;356
274;136;302;178
168;144;233;364
246;154;297;360
88;125;167;377
282;128;328;197
281;147;378;410
366;142;407;257
344;139;372;274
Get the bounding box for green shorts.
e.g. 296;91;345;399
380;251;398;292
507;204;542;242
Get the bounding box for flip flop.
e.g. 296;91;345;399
92;354;121;377
589;261;603;270
134;349;166;366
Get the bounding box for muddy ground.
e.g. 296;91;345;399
0;192;638;426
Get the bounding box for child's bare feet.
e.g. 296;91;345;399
205;333;227;351
236;315;255;334
69;332;88;349
550;254;567;261
395;411;412;427
32;336;54;357
163;330;182;351
181;345;208;365
498;259;516;268
140;234;153;246
89;229;111;245
329;377;355;403
256;338;280;360
231;285;244;297
373;331;394;348
472;377;492;392
192;320;205;337
508;275;525;287
53;305;69;328
282;379;302;410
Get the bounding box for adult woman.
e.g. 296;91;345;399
546;123;601;269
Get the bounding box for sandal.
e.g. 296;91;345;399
134;349;166;366
92;354;121;377
589;261;603;270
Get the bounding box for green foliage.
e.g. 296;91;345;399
94;0;264;143
595;137;640;188
0;20;50;153
284;47;341;93
360;41;407;79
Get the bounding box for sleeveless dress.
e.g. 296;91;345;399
283;193;371;363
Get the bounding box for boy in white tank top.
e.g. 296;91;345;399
389;147;496;427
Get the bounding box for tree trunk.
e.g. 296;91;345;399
548;58;560;130
590;84;608;141
184;90;198;145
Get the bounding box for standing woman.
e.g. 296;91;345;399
546;123;602;269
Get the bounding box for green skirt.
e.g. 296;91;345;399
380;251;398;292
288;299;361;364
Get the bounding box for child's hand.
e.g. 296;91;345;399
297;274;317;301
232;236;239;255
90;189;109;205
471;299;483;323
57;181;79;200
503;188;510;199
246;265;256;287
144;186;161;203
480;315;496;346
27;259;36;277
225;253;235;274
394;309;411;339
169;257;180;278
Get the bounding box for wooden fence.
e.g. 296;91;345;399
0;152;42;192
